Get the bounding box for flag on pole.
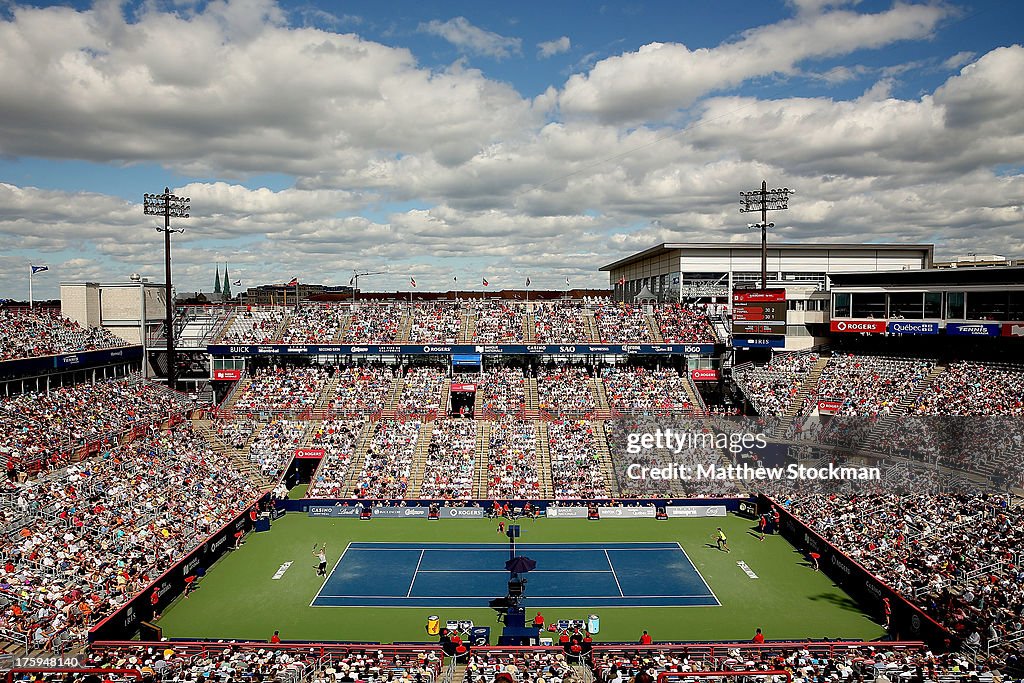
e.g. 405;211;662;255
566;277;570;287
482;278;489;287
233;280;241;286
349;276;355;285
31;265;49;274
526;276;531;287
287;277;299;287
410;277;417;287
617;276;625;286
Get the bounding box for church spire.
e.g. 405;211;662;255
214;264;222;294
222;264;232;299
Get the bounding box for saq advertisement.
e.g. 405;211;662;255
89;493;270;641
759;494;953;649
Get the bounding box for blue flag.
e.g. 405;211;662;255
31;265;49;274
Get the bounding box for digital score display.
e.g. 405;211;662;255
732;289;787;339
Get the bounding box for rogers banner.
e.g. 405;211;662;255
294;448;326;459
450;383;477;392
830;320;886;334
1002;323;1024;337
213;369;243;381
690;369;720;381
817;399;843;415
733;289;786;303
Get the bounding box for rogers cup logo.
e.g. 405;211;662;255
837;321;847;331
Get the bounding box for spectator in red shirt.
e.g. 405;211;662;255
638;630;652;645
752;627;765;644
270;630;282;644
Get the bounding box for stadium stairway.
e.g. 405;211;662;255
681;371;708;416
867;362;947;443
594;420;616;487
524;376;540;417
409;421;435;496
398;311;414;343
473;421;492;498
582;310;601;342
213;310;239;343
536;422;554;497
459;311;475;343
473;385;485;416
382;377;405;418
646;313;664;342
192;419;269;487
592;377;613;419
774;353;832;435
269;312;289;342
341;421;378;495
220;377;252;413
314;373;342;413
523;308;537;342
438;382;451;416
333;314;351;342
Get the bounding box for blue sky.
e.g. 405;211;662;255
0;0;1022;299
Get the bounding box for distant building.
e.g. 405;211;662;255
240;282;354;305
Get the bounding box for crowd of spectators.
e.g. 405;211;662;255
912;362;1024;416
231;366;330;413
487;418;540;498
419;419;476;499
734;353;820;417
1;373;195;471
330;365;396;415
408;303;463;343
397;367;446;415
601;366;695;413
0;308;129;362
464;650;575;683
478;367;526;415
534;302;591;343
247;420;308;478
351;420;420;499
341;303;405;343
306;419;365;498
816;355;935;417
538;366;596;414
219;308;286;344
654;304;718;344
0;423;259;650
592;300;654;343
82;644;441;683
472;301;525;343
546;420;609;499
279;305;343;343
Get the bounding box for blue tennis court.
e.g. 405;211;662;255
311;542;719;607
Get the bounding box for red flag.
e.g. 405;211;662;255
410;277;417;287
482;278;489;287
287;277;299;287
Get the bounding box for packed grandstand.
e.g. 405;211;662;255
1;300;1023;682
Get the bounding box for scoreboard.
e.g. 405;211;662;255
732;289;787;347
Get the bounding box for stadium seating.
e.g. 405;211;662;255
306;419;365;498
279;304;343;343
547;419;609;498
0;308;129;362
534;302;590;343
230;366;330;413
477;367;526;415
397;367;447;415
471;300;524;343
592;300;654;343
350;420;420;498
419;418;477;499
487;418;540;498
408;302;463;343
219;307;286;344
601;366;695;414
329;365;396;415
340;303;404;343
538;366;595;413
653;304;717;344
733;353;820;417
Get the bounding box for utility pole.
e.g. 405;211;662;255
739;181;794;289
144;188;190;391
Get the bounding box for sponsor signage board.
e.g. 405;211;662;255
733;289;787;340
294;448;326;459
213;368;243;381
666;505;727;518
817;399;843;415
690;369;720;381
206;343;718;356
946;323;1000;337
1002;323;1024;337
733;289;786;303
887;321;939;335
307;505;363;518
598;506;656;518
443;507;484;518
450;383;477;392
830;320;886;334
732;336;786;349
372;506;432;518
545;507;589;519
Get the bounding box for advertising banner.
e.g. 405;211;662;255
307;505;363;518
732;336;786;349
441;507;485;519
213;369;243;380
946;323;1000;337
817;399;844;415
690;369;720;381
294;448;326;459
666;505;727;518
206;343;718;356
1002;323;1024;337
597;506;656;518
887;321;939;335
450;383;477;392
830;320;886;334
545;507;589;519
733;289;786;303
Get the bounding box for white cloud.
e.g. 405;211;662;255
538;36;570;59
418;16;522;60
943;50;976;70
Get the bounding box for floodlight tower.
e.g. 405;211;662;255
739;181;794;289
144;188;190;390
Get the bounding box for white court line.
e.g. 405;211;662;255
604;549;625;597
309;541;351;607
674;541;722;607
406;549;425;598
415;569;612;573
316;593;717;599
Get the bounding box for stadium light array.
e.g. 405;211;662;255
739;181;795;289
144;188;190;391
